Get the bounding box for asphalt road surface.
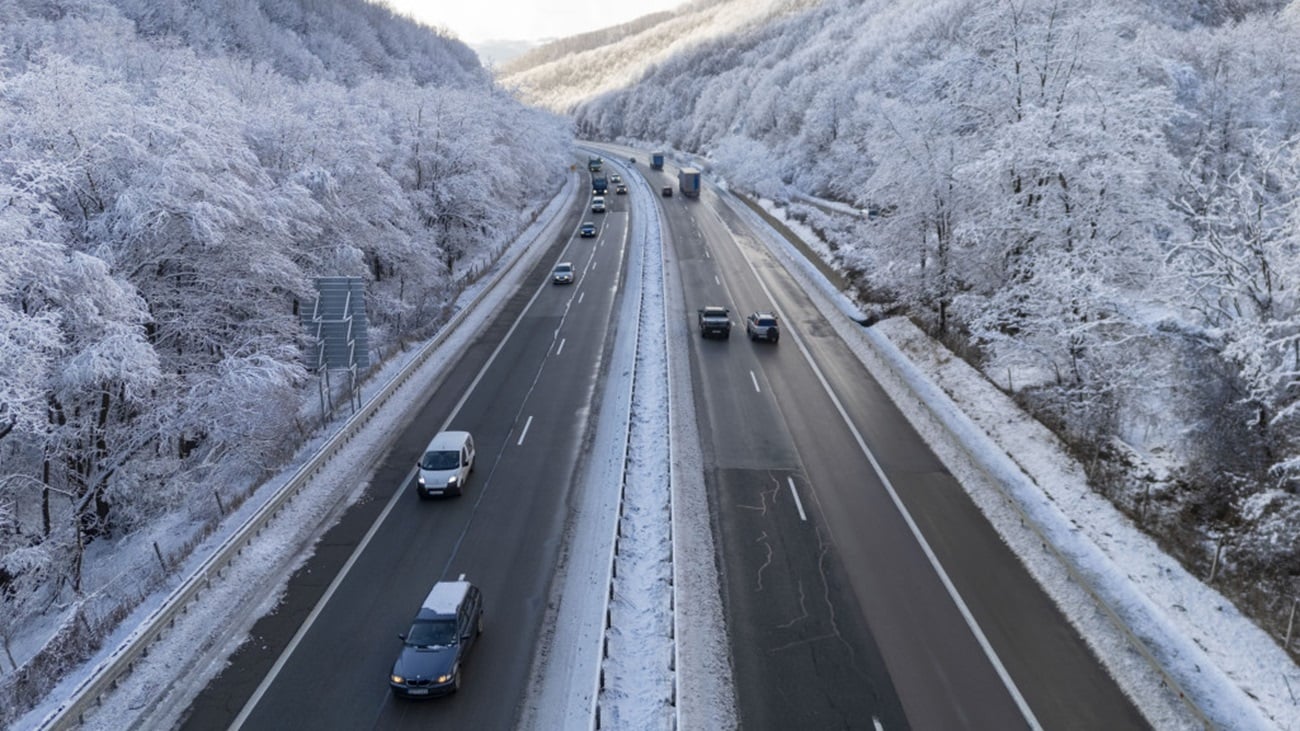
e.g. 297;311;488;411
650;159;1148;731
180;163;628;730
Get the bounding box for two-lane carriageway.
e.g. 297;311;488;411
180;165;630;730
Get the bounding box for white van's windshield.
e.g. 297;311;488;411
421;450;459;471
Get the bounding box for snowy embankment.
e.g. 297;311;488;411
728;193;1300;730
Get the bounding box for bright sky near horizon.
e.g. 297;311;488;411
382;1;685;44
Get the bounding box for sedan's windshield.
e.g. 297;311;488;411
421;450;459;471
407;619;457;647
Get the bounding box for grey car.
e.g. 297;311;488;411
552;262;575;284
746;312;780;343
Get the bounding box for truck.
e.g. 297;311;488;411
650;152;664;170
678;168;701;198
588;155;603;172
697;306;732;339
592;175;608;196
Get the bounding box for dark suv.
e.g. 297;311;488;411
390;580;483;697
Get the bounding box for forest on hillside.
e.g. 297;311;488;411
0;0;569;719
575;0;1300;653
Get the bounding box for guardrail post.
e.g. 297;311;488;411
1285;598;1297;650
1207;540;1224;584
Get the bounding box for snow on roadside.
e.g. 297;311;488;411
599;157;675;730
729;194;1300;730
530;144;737;731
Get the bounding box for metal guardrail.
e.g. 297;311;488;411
586;153;644;730
40;173;577;730
582;151;680;730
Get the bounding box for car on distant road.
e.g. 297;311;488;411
591;196;606;213
390;580;483;698
746;312;780;343
580;222;597;237
610;174;622;184
662;186;673;197
615;183;628;195
552;262;574;284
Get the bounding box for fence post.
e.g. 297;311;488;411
1207;540;1224;584
1285;598;1297;651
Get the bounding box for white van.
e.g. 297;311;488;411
417;431;475;498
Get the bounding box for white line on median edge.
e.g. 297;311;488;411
788;477;807;522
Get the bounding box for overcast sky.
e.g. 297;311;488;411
383;0;686;44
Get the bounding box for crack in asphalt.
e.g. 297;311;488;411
776;579;811;629
754;531;773;592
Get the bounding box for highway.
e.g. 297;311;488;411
177;148;1148;731
179;160;629;730
642;154;1148;730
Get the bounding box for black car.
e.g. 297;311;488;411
580;222;597;237
615;183;628;195
662;186;673;197
391;581;483;698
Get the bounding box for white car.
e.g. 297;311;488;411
416;431;475;498
591;196;606;213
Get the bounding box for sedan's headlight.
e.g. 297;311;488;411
391;674;405;684
437;674;453;684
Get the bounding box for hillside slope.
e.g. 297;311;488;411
0;0;569;723
498;0;819;112
560;0;1300;670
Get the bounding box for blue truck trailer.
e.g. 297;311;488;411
651;152;664;170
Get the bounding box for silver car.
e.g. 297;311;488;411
746;312;780;343
552;262;575;285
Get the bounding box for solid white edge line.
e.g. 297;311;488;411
230;466;414;729
517;415;534;446
729;206;1045;731
787;477;808;522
